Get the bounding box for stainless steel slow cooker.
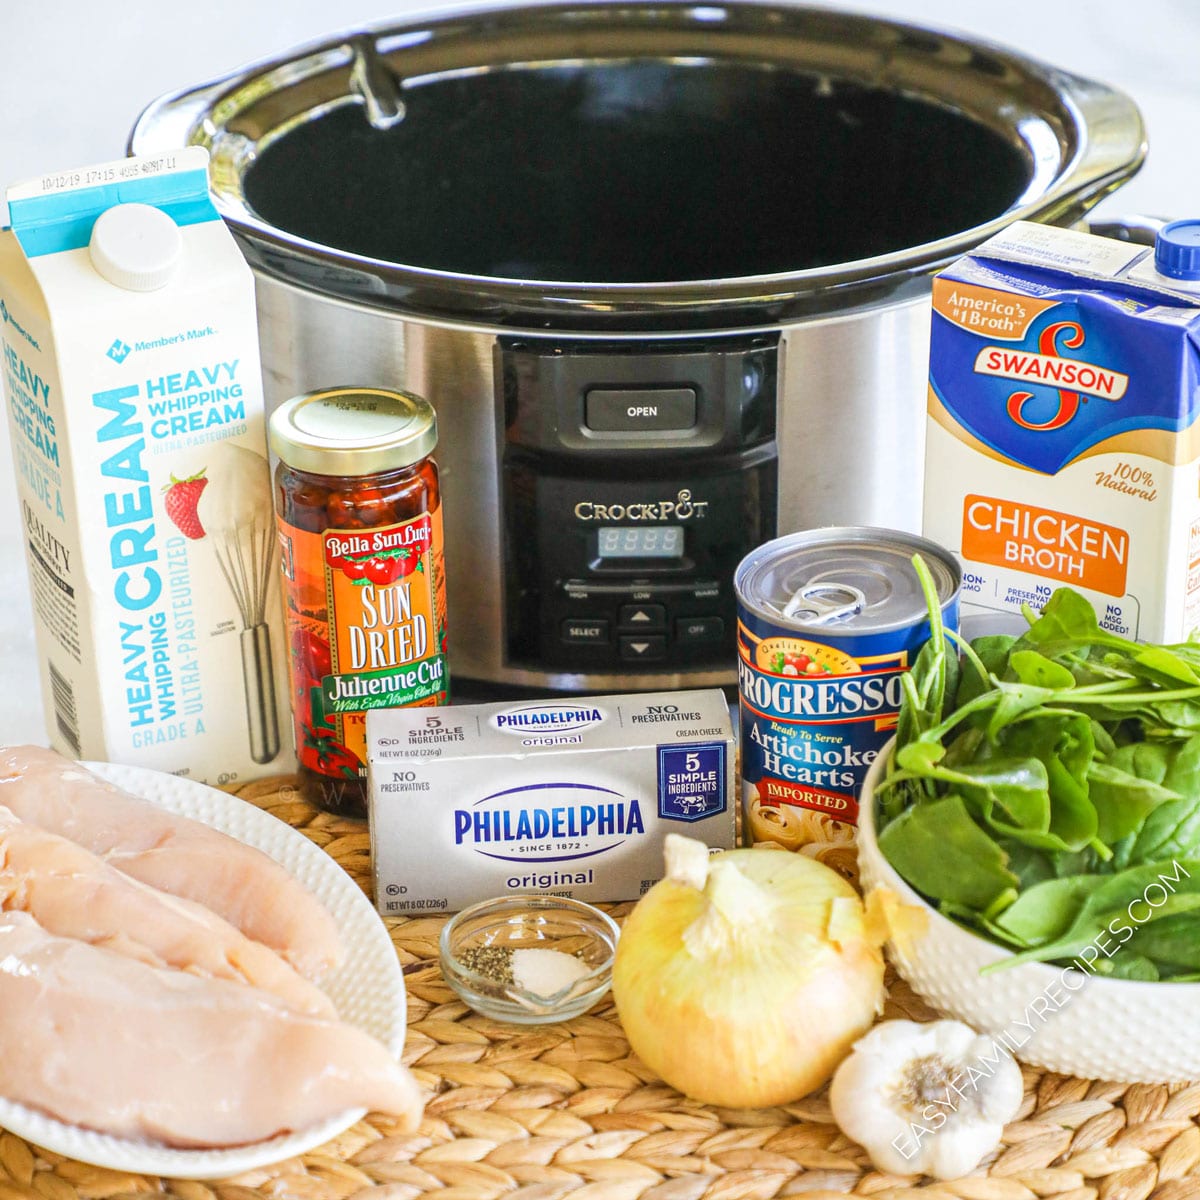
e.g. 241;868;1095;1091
130;2;1145;693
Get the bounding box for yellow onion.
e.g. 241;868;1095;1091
612;835;886;1108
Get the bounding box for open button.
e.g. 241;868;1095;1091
585;388;697;433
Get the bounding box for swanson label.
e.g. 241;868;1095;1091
930;278;1200;475
278;509;448;782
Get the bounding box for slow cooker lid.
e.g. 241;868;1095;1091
130;2;1146;329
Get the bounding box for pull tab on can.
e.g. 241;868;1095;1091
779;582;866;625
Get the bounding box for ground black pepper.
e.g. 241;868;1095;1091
459;945;515;991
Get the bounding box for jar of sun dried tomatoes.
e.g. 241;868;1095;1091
269;387;448;818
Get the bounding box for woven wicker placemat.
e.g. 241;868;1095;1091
3;773;1199;1200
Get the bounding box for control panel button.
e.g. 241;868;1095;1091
619;635;667;661
585;388;697;433
676;616;725;643
561;618;610;645
619;603;666;629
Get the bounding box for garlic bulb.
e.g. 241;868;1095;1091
612;834;885;1108
830;1019;1024;1179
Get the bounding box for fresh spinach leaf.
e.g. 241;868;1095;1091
1044;759;1099;852
986;682;1063;739
883;579;1200;984
1148;699;1200;733
924;757;1051;834
1016;588;1130;659
978;858;1200;972
1104;741;1171;785
1129;646;1200;688
995;713;1098;851
1008;650;1077;690
877;794;1018;912
993;875;1105;945
1087;760;1181;843
1121;735;1200;865
999;841;1057;890
938;900;1030;948
1091;719;1117;757
1052;845;1108;876
1126;911;1200;969
956;636;1015;708
1089;954;1160;981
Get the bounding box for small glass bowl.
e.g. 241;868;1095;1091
439;895;620;1024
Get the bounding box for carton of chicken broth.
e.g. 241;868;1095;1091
0;149;293;781
924;221;1200;640
366;690;735;914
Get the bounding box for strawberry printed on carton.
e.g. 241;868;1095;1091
163;469;208;540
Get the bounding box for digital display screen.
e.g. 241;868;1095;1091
597;526;685;558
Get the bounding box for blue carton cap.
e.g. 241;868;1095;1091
1155;219;1200;280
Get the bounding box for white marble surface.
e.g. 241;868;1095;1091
0;0;1197;746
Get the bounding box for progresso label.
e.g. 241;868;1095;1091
736;529;960;832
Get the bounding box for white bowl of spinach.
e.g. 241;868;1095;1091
858;567;1200;1082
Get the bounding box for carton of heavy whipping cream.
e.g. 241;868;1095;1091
366;690;735;914
924;220;1200;640
0;149;292;782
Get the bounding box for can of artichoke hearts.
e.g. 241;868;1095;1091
735;528;960;851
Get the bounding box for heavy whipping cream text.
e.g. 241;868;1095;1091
925;221;1200;640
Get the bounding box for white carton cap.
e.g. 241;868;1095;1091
88;202;182;291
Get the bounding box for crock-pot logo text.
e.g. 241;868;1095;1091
973;322;1128;431
453;781;645;865
574;489;708;522
491;702;606;737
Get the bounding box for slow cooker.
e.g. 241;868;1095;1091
129;2;1146;692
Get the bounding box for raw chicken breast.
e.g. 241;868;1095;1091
0;912;423;1147
0;745;342;979
0;806;334;1016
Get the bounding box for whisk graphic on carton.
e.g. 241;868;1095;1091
193;443;282;764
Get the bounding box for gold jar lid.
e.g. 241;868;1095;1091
269;386;437;476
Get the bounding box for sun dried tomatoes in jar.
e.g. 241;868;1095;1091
270;388;449;818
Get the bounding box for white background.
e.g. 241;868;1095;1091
0;0;1197;747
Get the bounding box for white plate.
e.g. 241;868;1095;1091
0;762;406;1179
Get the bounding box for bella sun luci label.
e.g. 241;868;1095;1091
278;508;448;781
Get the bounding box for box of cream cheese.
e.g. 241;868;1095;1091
366;690;735;914
0;149;292;782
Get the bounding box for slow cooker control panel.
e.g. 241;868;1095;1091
499;335;778;676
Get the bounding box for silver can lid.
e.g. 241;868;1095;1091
736;527;959;633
